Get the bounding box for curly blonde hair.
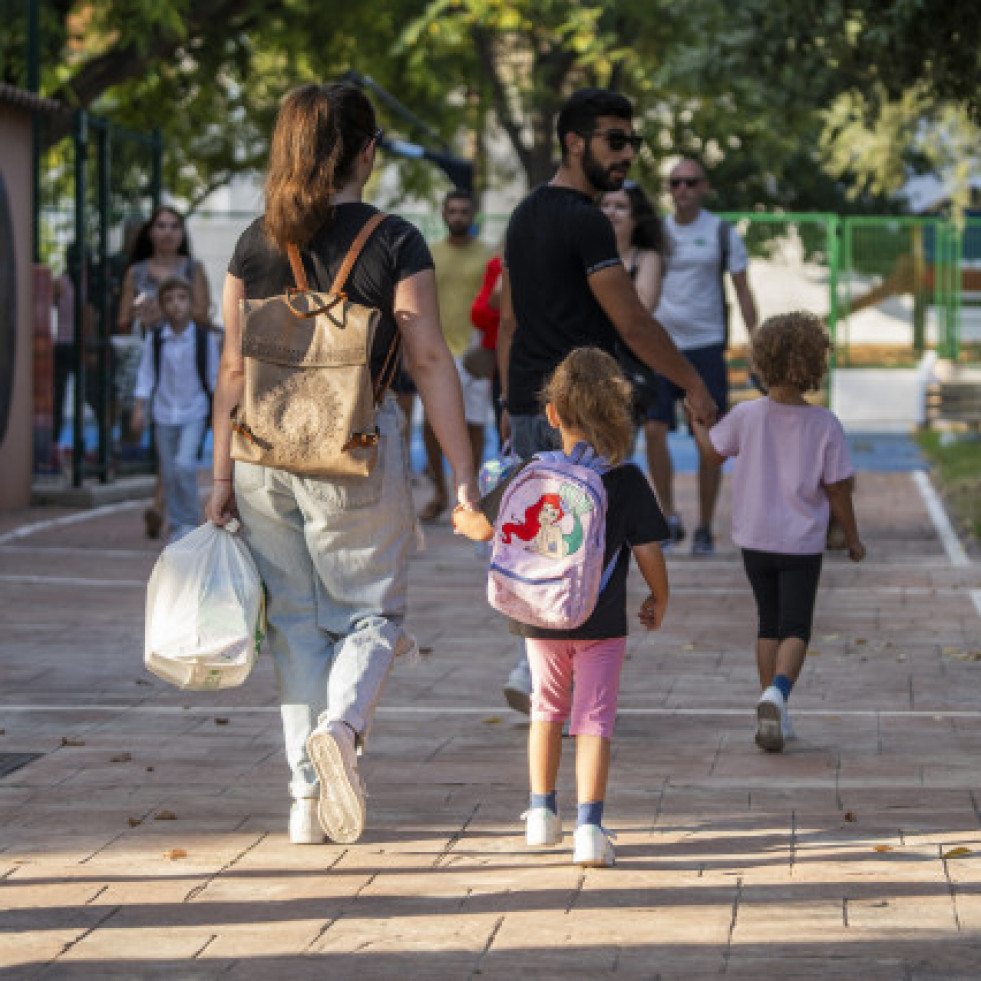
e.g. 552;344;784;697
540;347;634;464
752;311;831;393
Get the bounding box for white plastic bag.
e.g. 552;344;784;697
144;520;265;690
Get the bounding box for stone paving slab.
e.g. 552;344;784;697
1;470;980;977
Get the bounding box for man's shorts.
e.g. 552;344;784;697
455;356;493;426
645;342;728;429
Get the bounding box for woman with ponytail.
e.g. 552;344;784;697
207;82;477;847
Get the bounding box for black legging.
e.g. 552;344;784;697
741;549;823;643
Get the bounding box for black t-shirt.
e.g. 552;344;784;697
228;203;433;380
482;461;668;639
504;185;622;415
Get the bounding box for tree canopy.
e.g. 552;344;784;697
2;0;978;212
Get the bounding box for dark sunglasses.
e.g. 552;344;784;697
669;176;701;189
583;129;643;153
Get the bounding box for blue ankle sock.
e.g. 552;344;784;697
576;800;604;828
773;674;793;701
531;791;557;814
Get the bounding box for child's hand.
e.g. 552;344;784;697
451;505;493;542
848;539;866;562
129;404;145;436
638;592;667;630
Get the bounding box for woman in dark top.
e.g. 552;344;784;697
207;82;477;847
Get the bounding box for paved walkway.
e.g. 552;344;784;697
1;470;980;978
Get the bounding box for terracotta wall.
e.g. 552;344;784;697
0;104;34;511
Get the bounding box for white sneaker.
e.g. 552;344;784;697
503;658;532;715
306;721;366;844
573;824;616;867
289;798;325;845
522;808;563;847
782;707;796;741
756;685;786;753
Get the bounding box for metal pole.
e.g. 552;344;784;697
96;125;111;482
151;129;163;208
826;216;839;408
71;110;88;488
27;0;41;262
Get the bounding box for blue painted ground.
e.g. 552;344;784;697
51;418;926;479
408;425;927;476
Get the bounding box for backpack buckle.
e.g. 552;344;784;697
342;428;380;451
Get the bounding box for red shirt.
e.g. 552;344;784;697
470;255;502;350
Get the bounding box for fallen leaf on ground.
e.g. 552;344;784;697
942;646;961;656
854;638;867;646
807;649;821;657
819;634;840;642
110;753;132;763
154;810;178;821
874;845;894;853
214;718;229;726
844;811;857;822
482;717;502;724
163;849;186;860
60;737;85;747
682;644;696;651
942;847;971;859
146;766;154;772
134;679;152;686
127;817;143;827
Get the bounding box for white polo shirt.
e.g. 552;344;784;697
134;322;220;426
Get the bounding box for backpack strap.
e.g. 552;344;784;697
151;325;163;400
718;218;731;347
194;324;211;398
283;213;388;318
598;549;622;592
329;212;387;295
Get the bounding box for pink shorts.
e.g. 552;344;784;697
525;636;627;739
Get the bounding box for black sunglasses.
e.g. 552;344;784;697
582;129;643;153
669;176;701;188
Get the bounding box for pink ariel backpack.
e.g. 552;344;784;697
488;442;619;630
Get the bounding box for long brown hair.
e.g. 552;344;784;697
264;82;378;250
541;347;634;465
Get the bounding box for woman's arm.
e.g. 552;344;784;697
633;249;662;314
192;261;212;326
396;268;477;506
117;267;136;334
205;273;246;524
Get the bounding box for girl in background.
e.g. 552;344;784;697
690;311;864;752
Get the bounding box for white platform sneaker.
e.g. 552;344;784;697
523;807;563;847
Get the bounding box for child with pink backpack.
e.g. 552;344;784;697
453;347;670;867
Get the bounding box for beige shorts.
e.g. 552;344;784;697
455;356;493;426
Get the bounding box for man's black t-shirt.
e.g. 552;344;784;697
482;461;668;639
228;203;433;380
504;185;622;415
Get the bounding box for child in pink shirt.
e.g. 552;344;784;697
691;311;864;752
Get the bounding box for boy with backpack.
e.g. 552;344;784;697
453;347;670;867
132;275;219;543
